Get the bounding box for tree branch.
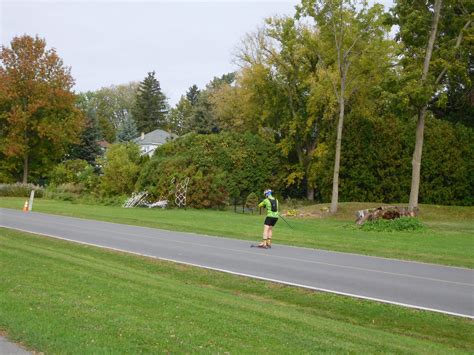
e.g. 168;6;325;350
434;19;472;86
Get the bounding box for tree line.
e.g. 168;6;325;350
1;0;472;209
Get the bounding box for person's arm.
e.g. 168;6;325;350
258;199;266;208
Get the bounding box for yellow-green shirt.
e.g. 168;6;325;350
258;197;279;218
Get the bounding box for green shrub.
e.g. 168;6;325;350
137;132;281;208
314;115;473;205
44;183;85;201
99;143;142;196
49;160;88;185
245;192;259;209
361;217;427;232
0;183;44;197
49;159;100;195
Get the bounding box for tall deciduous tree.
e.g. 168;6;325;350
94;82;139;140
391;0;472;211
133;71;168;133
0;35;84;183
236;18;332;200
297;0;390;212
166;96;192;136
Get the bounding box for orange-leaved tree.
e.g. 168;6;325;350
0;35;84;183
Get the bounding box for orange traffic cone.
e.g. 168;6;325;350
23;200;29;212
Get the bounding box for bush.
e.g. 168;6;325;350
314;115;473;205
44;183;85;201
99;142;142;196
49;159;99;193
361;217;427;232
245;192;259;209
0;183;44;197
137;132;282;208
43;185;126;206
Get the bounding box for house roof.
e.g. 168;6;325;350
97;140;110;148
133;129;176;145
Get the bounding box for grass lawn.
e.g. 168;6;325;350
0;228;472;353
1;197;473;268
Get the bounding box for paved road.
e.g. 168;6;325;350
1;208;473;318
0;336;31;354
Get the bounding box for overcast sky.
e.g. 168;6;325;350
1;0;393;105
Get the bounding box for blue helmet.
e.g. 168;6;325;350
264;189;272;197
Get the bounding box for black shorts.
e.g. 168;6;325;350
264;217;278;226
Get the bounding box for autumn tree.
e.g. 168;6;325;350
0;35;84;183
95;82;139;140
391;0;472;211
209;77;256;133
297;0;391;212
235;17;335;200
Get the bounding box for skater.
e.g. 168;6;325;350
256;189;279;249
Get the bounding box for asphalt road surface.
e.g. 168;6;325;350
1;208;473;318
0;336;30;354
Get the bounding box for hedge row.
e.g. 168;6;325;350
314;116;473;205
136;132;281;208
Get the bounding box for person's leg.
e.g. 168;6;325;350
267;226;273;247
259;224;269;247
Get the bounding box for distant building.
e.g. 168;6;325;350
133;129;176;157
97;140;111;153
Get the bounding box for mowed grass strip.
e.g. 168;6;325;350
0;228;473;354
1;197;473;267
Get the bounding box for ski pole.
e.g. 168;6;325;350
279;214;293;229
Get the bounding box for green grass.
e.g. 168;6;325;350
1;228;472;353
1;197;473;268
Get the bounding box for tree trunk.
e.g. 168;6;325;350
22;153;28;184
296;143;316;201
307;185;314;200
330;95;345;213
408;107;426;210
408;0;443;211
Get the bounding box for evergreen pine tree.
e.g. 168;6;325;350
117;116;138;142
69;94;102;164
186;84;200;106
188;92;220;134
133;71;168;133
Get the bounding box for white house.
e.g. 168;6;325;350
133;129;176;157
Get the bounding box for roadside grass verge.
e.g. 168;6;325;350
1;197;473;268
0;228;472;353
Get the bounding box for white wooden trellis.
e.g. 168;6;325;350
122;177;190;209
174;177;190;208
123;191;149;208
